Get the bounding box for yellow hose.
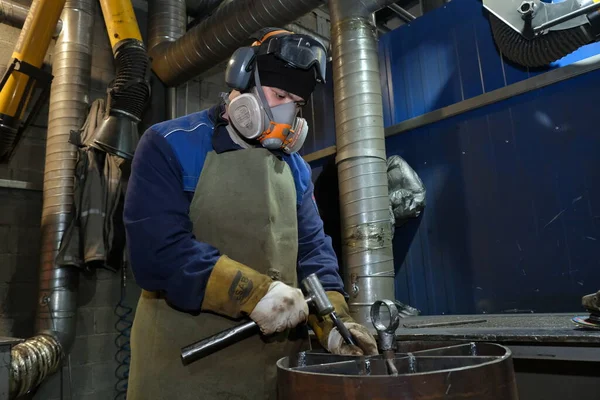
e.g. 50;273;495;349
99;0;143;50
0;0;65;119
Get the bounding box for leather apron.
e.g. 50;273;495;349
127;148;307;400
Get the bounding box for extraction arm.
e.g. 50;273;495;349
484;0;600;67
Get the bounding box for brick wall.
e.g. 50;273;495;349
0;1;152;399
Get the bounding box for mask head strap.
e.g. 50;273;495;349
253;66;275;122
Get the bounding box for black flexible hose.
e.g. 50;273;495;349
489;14;593;68
109;39;151;120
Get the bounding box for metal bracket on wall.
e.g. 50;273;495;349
0;178;42;191
302;53;600;164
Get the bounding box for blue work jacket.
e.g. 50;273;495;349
123;105;345;312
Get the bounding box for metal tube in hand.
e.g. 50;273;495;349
330;312;357;347
180;320;259;365
181;273;334;366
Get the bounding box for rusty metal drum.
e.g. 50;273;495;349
277;342;519;400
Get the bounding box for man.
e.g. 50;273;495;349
124;28;378;400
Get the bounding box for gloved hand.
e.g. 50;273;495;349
250;281;308;335
308;291;379;356
201;255;308;335
327;322;378;356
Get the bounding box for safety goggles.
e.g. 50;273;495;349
256;34;327;84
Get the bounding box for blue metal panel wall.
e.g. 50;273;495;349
388;69;600;315
382;1;600;315
379;0;600;128
308;0;600;315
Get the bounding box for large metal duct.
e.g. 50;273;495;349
328;0;396;324
0;0;30;27
151;0;324;86
0;0;62;36
9;0;94;397
186;0;223;18
147;0;186;120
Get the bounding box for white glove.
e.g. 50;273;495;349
327;322;379;356
250;281;308;335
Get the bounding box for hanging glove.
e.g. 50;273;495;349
202;255;307;334
308;291;379;356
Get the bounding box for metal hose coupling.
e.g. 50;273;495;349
93;39;151;160
9;334;63;399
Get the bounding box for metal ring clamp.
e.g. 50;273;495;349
370;300;400;352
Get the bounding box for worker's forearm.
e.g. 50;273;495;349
202;255;272;318
125;128;222;312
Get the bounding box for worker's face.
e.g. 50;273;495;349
262;86;306;109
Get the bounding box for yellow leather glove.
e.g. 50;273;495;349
308;291;379;356
201;255;273;318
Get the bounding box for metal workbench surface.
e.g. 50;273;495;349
394;313;600;344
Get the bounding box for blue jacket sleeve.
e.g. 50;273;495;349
296;178;346;296
124;129;220;312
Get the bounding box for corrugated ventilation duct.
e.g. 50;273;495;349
185;0;223;18
150;0;324;86
148;0;186;120
9;0;94;397
327;0;397;324
0;0;62;36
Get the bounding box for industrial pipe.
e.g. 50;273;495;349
0;0;65;162
147;0;186;120
186;0;223;18
9;0;95;397
95;0;150;159
0;0;29;27
150;0;324;87
0;0;63;36
328;0;397;324
388;3;416;22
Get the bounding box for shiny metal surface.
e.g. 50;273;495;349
483;0;596;38
37;0;93;351
166;86;177;119
180;320;259;365
151;0;324;86
148;0;186;119
9;3;95;396
148;0;186;58
371;300;399;374
302;273;335;315
277;343;518;399
181;274;335;365
0;0;28;26
0;0;62;36
9;335;62;398
328;0;397;325
388;3;416;22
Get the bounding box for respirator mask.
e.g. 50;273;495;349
224;30;327;154
227;68;308;154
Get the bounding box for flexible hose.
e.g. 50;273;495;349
489;14;593;67
114;268;133;400
109;39;150;120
